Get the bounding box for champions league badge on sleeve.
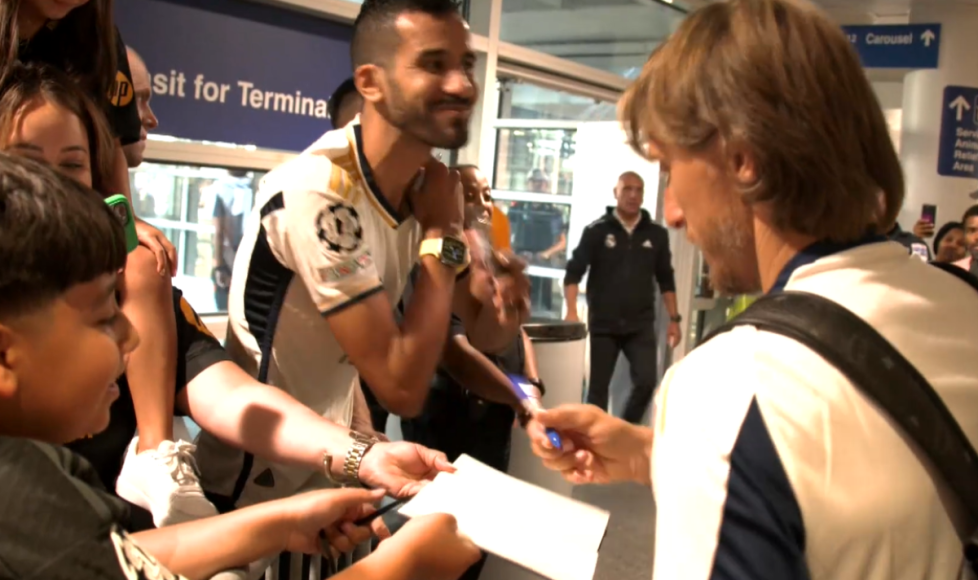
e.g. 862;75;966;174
317;204;363;254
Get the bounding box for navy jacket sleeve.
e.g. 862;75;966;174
564;225;595;286
654;227;677;293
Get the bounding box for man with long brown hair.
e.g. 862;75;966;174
528;1;978;579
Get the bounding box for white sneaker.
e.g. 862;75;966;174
116;437;219;527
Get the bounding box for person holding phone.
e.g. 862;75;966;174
0;62;220;526
1;0;176;270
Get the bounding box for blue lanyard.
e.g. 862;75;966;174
769;235;887;294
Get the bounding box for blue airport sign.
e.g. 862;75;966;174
116;0;353;152
938;85;978;179
841;24;941;69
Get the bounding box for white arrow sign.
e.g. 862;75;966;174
921;29;936;47
950;95;972;122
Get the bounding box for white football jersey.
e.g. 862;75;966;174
196;119;421;508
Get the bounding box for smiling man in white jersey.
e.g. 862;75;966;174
196;0;528;512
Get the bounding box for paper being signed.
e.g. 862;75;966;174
399;454;610;580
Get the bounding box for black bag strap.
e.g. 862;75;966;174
932;261;978;293
701;280;978;571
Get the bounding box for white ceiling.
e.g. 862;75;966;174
495;0;977;79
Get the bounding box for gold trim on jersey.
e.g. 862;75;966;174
343;124;400;229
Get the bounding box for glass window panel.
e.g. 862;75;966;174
494;128;576;195
129;162;265;315
497;200;570;269
528;275;564;320
338;0;471;19
498;80;617;121
500;0;685;78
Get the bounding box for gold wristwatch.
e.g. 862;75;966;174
323;430;379;487
419;236;470;273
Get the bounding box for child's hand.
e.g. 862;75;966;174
281;488;387;555
375;513;481;580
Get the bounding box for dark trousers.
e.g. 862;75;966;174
587;324;658;424
401;378;515;580
400;380;514;474
214;286;229;312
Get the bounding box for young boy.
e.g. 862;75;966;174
0;154;479;580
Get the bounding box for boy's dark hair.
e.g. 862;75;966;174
0;62;116;193
963;204;978;223
0;153;127;319
351;0;460;69
327;78;358;127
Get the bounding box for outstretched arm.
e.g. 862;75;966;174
180;359;451;496
134;488;382;580
452;231;528;354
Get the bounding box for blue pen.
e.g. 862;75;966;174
507;374;563;450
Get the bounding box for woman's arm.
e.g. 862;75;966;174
521;328;540;383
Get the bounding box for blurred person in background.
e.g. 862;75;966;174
955;204;978;275
932;221;966;264
122;47;158;222
209;170;254;311
564;171;680;424
121;47;158;169
327;77;363;129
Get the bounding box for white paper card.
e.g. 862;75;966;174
398;454;610;580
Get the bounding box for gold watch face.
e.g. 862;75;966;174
442;237;468;267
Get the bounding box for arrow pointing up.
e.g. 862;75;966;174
921;29;936;47
950;96;972;122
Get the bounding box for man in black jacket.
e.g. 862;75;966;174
564;171;680;424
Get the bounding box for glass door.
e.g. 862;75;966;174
129;162;265;315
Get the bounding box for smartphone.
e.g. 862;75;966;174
921;203;937;225
105;194;139;254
